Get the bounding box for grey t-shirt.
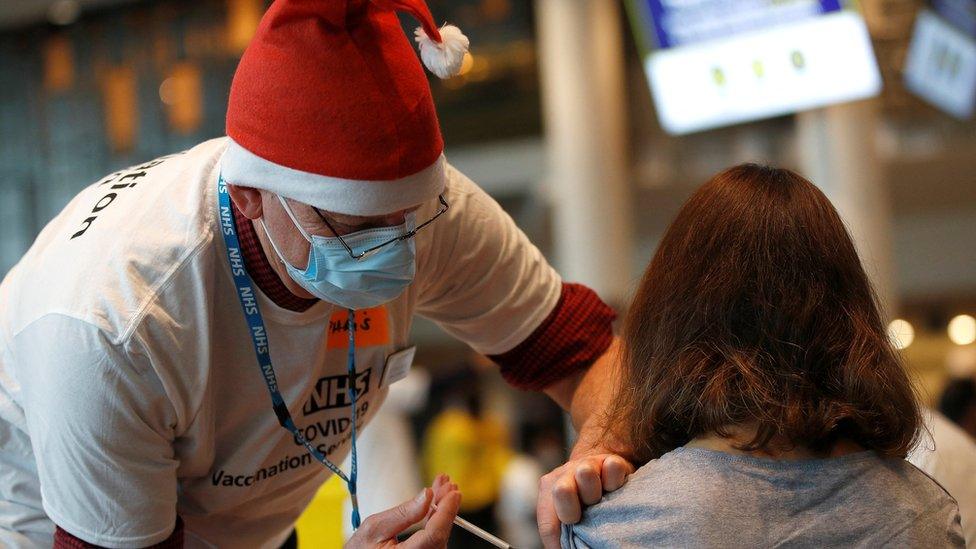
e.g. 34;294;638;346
563;447;964;548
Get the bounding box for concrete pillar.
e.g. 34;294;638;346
795;100;897;318
535;0;633;306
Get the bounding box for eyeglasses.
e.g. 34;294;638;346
313;195;449;261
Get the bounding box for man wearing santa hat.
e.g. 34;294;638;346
0;1;630;547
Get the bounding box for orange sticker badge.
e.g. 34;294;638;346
327;306;391;349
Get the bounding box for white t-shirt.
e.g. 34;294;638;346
908;409;976;548
0;138;561;548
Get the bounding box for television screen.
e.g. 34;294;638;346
903;1;976;119
625;0;883;134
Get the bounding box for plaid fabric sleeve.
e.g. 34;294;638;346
489;282;616;391
54;517;184;549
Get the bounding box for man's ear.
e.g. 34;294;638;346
226;184;264;220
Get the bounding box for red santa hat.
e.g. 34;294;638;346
222;0;469;215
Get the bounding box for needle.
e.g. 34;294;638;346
431;503;516;549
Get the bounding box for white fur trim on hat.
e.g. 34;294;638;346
220;138;447;216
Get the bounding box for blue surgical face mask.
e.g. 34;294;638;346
261;195;417;310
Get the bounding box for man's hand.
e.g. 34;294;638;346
536;453;633;548
347;474;461;549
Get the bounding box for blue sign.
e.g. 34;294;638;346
645;0;844;48
932;0;976;38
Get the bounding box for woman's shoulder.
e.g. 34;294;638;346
559;448;731;548
561;448;965;548
860;452;960;507
866;458;965;546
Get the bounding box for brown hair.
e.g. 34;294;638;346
609;164;920;463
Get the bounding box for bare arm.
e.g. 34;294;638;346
543;337;621;445
537;337;634;548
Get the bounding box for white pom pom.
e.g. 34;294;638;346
415;24;470;79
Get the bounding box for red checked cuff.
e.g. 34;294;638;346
54;517;184;549
489;282;616;391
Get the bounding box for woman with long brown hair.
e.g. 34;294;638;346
563;164;964;548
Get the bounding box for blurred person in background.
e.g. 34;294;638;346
909;408;976;547
906;370;976;547
563;165;964;548
0;0;632;547
496;424;568;549
938;377;976;438
422;368;510;547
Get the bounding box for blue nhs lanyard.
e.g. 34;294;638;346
217;176;362;529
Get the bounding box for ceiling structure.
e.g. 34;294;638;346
4;0;973;303
1;0;142;29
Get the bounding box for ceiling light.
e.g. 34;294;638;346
48;0;81;26
887;319;914;350
948;315;976;346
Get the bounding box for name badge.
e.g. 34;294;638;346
381;346;416;387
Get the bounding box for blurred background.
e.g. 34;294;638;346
1;0;974;547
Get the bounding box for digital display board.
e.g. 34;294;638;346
904;1;976;119
625;0;883;134
932;0;976;36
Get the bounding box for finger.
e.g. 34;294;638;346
407;490;460;549
429;482;452;521
436;483;457;504
574;461;603;506
432;473;448;493
425;475;450;520
426;490;460;533
601;455;635;492
360;488;431;543
552;469;583;525
434;480;456;503
537;474;562;549
434;480;447;497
